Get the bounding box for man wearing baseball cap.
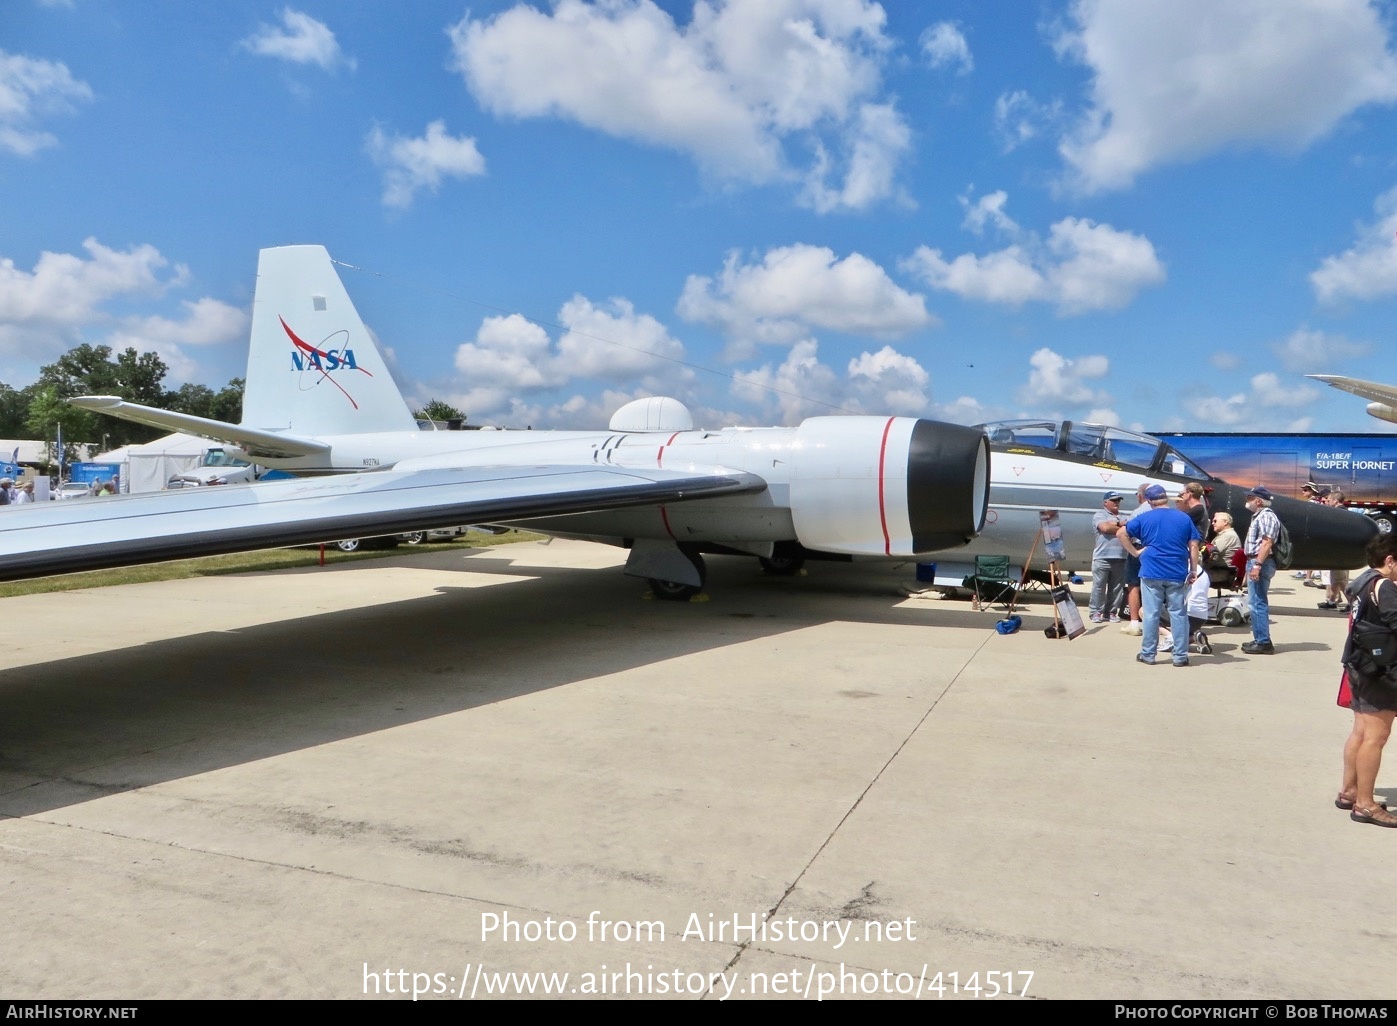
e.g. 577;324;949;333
1089;490;1128;623
1116;483;1203;666
1241;485;1282;654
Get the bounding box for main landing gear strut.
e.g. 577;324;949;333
648;548;706;601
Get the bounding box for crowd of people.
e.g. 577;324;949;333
1087;478;1397;828
0;475;118;503
0;476;36;505
1089;480;1282;666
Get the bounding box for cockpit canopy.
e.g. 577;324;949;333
977;419;1212;480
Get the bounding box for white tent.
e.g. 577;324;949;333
96;432;211;493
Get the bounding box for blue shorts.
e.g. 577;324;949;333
1125;554;1141;587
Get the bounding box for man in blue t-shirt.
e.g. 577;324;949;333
1116;484;1202;666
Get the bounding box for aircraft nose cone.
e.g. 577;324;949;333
1273;494;1378;569
1213;482;1376;570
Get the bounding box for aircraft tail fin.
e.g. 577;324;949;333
242;245;418;437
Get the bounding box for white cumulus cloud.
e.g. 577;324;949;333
1055;0;1397;192
0;241;259;384
366;120;486;209
450;295;693;423
1250;371;1320;408
678;243;933;359
731;338;845;423
921;21;973;75
0;239;184;329
847;345;930;415
1272;327;1370;372
0;49;92;157
992;90;1062;154
1311;186;1397;303
117;298;249;349
1181;372;1321;428
1018;346;1111;409
241;9;355;71
449;0;908;211
102;299;250;386
904;201;1165;314
556;296;691;383
731;337;935;423
960;189;1017;236
1181;391;1248;427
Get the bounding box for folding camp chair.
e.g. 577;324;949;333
964;554;1017;612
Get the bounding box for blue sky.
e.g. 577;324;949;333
4;0;1397;435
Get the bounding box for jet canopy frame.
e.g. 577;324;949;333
977;420;1213;481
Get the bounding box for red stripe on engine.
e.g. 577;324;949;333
659;505;675;538
656;432;681;467
877;417;895;555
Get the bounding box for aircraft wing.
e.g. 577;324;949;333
68;396;328;459
0;465;766;582
1307;375;1397;407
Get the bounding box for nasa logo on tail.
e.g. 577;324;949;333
281;316;373;409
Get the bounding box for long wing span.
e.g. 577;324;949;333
0;466;766;582
68;396;329;459
1307;375;1397;407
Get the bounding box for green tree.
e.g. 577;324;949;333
211;378;243;423
111;347;169;405
36;343;171;447
167;383;216;419
167;379;244;423
0;383;31;438
413;399;466;425
24;385;88;466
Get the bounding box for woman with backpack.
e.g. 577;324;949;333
1338;533;1397;827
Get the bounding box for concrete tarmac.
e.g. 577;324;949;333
0;539;1387;1001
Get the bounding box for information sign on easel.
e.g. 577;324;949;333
1036;511;1084;639
1051;585;1086;639
1039;510;1066;565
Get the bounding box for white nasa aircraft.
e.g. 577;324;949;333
0;245;992;596
0;245;1369;593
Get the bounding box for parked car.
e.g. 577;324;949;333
327;527;474;552
398;526;473;545
54;481;93;500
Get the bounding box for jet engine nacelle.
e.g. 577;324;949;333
788;416;989;557
1366;402;1397;424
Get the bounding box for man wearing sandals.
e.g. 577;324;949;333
1339;533;1397;827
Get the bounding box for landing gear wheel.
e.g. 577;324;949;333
758;542;805;576
648;549;706;601
648;578;702;601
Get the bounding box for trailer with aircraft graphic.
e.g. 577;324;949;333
1153;432;1397;534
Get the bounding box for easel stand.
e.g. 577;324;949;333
1047;561;1086;639
1044;561;1068;638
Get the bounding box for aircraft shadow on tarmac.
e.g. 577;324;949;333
0;547;1056;818
0;546;1343;819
